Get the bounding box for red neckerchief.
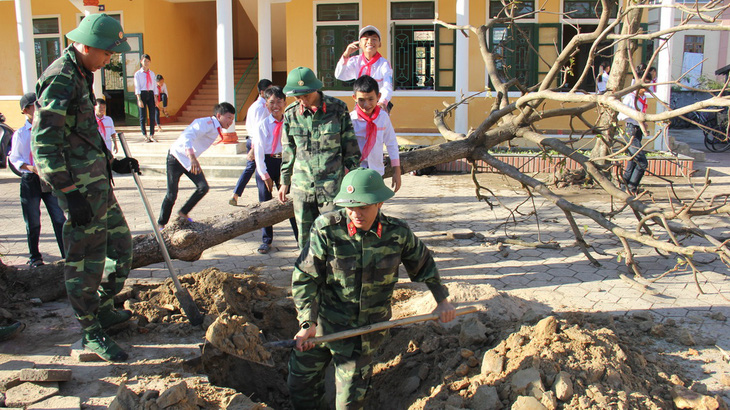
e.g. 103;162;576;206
96;116;106;137
358;53;382;78
637;94;647;113
271;119;283;153
348;221;382;238
213;118;224;145
356;104;381;162
144;70;152;89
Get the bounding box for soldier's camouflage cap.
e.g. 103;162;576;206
334;168;394;207
283;67;323;97
66;13;131;53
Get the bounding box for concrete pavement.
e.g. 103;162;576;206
1;127;728;399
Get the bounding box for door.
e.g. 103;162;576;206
121;34;144;125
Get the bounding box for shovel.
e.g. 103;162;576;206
265;306;478;349
117;132;205;326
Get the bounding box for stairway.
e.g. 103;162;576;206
176;59;258;125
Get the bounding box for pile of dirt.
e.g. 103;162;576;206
205;314;272;365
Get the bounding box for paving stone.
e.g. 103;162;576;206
27;396;80;410
69;340;103;362
19;369;72;383
4;382;59;408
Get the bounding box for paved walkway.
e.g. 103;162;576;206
1;127;728;399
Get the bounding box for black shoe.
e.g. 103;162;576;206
27;259;44;268
82;328;128;362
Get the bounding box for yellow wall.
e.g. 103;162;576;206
0;101;26;130
0;3;22;97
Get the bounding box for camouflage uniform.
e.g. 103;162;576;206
280;93;360;249
288;209;449;409
31;44;132;332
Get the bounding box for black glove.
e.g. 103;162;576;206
112;157;140;174
65;189;93;227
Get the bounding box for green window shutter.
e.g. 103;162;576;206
317;25;359;91
489;24;538;89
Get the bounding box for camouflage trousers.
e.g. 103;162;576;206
288;340;372;410
57;187;132;331
293;197;335;249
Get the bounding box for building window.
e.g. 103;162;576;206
316;3;359;90
33;17;62;78
684;35;704;53
490;24;538;88
489;1;535;18
391;1;455;91
563;0;618;19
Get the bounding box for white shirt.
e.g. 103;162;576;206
96;115;117;152
246;96;269;141
157;83;168;95
169;116;222;171
617;93;647;126
350;109;400;176
596;72;609;93
335;55;394;104
253;115;285;179
8;120;33;174
134;69;159;95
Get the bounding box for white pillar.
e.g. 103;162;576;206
454;0;469;134
217;0;236;132
15;0;37;93
655;0;675;151
258;0;272;81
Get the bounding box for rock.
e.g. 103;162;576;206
650;324;666;337
459;317;488;347
467;356;479;368
445;394;464;408
533;316;557;341
552;371;573;402
418;364;430;380
30;298;43;306
225;393;265;409
19;369;72;383
141;390;160;402
4;382;59;408
0;373;21;392
421;337;440;354
108;383;139;410
709;312;726;322
460;348;474;358
511;368;544;398
637;320;654;333
472;385;502;410
481;350;504;376
720;374;730;387
157;381;188;408
679;329;696;346
632;311;654;322
447;229;474;240
690;382;709;395
511;396;547;410
540;391;557;410
455;363;470;377
27;396;81;409
402;376;421;395
671;385;723;409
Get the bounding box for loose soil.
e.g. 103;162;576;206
1;268;727;409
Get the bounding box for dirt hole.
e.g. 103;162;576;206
121;268;723;409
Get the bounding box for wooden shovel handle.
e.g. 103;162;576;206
311;305;478;345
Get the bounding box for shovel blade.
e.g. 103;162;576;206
175;290;205;326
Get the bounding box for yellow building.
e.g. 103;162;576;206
1;0;667;146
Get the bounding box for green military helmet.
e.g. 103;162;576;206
334;168;394;207
283;67;323;97
66;13;131;53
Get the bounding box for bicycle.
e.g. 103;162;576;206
696;109;730;152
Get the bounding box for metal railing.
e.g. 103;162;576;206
234;54;259;121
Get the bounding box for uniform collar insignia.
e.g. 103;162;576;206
347;221;382;238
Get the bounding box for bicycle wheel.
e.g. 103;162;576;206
712;131;730;152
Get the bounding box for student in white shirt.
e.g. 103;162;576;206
155;74;169;132
133;54;158;142
335;25;394;112
157;102;236;228
350;75;401;192
596;61;610;93
95;99;118;153
251;86;298;253
8;93;66;267
617;85;649;195
230;79;272;206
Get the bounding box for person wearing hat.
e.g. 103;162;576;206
287;167;455;409
279;67;361;249
9;93;66;268
31;13;140;362
335;25;394;112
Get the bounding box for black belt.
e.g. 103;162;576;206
266;153;282;159
140;90;154;94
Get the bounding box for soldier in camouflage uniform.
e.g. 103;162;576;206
278;67;361;249
288;168;456;409
31;14;139;362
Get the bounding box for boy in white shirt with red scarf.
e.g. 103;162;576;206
336;25;394;112
350;75;401;192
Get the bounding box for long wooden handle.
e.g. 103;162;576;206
265;306;478;349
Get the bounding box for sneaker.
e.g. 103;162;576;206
229;197;237;206
28;259;44;268
98;307;133;329
0;322;25;341
82;328;128;362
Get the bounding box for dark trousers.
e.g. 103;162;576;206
138;90;156;136
158;152;209;226
233;139;256;196
622;123;648;191
20;173;66;261
155;93;168;126
256;155;298;244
